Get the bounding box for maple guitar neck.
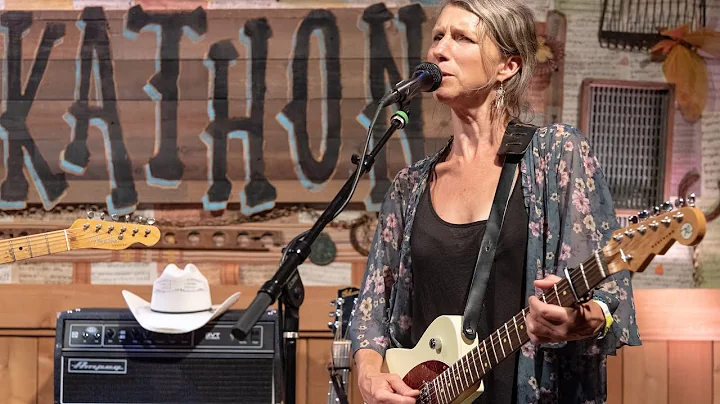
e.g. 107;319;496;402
0;230;72;264
424;251;608;402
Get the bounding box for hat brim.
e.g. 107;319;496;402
121;290;241;334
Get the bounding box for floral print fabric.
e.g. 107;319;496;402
349;123;641;403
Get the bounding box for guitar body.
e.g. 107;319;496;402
385;315;484;404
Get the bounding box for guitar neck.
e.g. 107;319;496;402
0;230;71;264
436;251;609;401
327;340;352;404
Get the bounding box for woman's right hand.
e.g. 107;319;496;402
358;370;420;404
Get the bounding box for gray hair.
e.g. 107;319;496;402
437;0;538;119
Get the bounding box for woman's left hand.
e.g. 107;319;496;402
526;274;606;344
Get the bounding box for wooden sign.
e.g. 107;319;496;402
0;3;565;216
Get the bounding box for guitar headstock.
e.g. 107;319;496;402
67;211;161;250
328;287;359;340
603;195;706;275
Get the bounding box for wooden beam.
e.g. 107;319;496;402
0;284;343;333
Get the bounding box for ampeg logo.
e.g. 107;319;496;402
68;359;127;374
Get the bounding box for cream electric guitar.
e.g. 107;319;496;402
0;215;161;264
385;199;707;404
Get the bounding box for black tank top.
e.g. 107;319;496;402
410;172;528;404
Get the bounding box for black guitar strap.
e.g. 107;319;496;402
461;120;537;340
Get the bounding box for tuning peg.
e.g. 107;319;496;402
652;206;661;216
111;214;119;221
124;215;131;222
662;201;673;212
628;215;639;224
146;218;156;226
87;211;94;219
675;197;685;208
687;193;696;207
136;216;144;223
637;210;649;220
100;212;106;220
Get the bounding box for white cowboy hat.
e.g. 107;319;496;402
122;263;241;334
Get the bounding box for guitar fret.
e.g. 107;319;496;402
432;378;441;404
440;376;449;404
459;358;468;390
505;323;512;350
497;329;506;357
63;230;70;251
482;340;490;369
443;369;452;399
580;262;589;290
595;251;606;278
541;293;547;303
450;365;460;397
44;234;50;254
25;237;33;257
471;348;480;379
477;347;485;373
513;315;521;343
554;283;560;304
439;371;447;400
489;333;498;364
8;239;15;262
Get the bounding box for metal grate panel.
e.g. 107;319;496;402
581;80;674;211
599;0;706;51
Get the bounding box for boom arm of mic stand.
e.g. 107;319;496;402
231;103;410;341
231;102;410;404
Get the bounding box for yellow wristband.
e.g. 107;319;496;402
594;299;613;339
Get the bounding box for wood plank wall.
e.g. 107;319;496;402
1;287;720;404
0;4;564;213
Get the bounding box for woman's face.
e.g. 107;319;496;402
427;5;504;106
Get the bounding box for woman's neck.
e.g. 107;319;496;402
449;106;510;163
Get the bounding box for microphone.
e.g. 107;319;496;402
380;62;443;107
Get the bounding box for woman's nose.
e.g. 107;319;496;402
431;38;450;63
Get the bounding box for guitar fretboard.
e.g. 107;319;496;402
0;230;70;264
420;251;609;404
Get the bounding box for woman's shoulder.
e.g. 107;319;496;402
534;122;591;146
391;139;450;189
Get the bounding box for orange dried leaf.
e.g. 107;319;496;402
662;45;707;122
683;28;720;57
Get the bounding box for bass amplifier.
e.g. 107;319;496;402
54;308;283;404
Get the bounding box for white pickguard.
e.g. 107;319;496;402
384;315;484;404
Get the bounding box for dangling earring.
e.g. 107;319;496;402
495;81;505;109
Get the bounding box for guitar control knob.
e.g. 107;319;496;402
429;338;442;351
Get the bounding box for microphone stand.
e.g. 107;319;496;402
232;99;412;404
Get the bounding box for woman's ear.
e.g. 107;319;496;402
497;55;522;82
